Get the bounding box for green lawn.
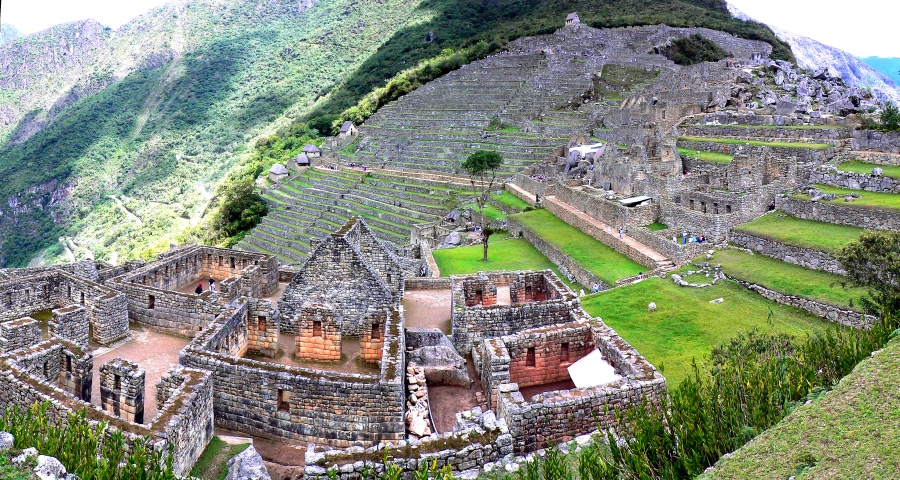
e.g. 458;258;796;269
794;184;900;210
679;136;832;150
581;278;832;385
733;212;864;253
646;222;668;231
702;337;900;479
432;234;581;291
510;209;645;285
492;190;531;211
677;147;734;164
465;203;506;221
190;437;250;480
837;159;900;179
711;249;868;311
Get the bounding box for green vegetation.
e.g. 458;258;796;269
462;150;504;261
679;136;832;150
837;159;900;178
880;101;900;131
677;147;734;164
702;336;900;478
465;203;506;221
0;402;175;479
836;230;900;317
645;222;668;231
432;234;580;291
491;191;530;211
581;277;831;385
511;209;645;284
794;184;900;210
661;33;730;66
0;451;31;480
733;211;864;253
190;437;250;480
593;64;660;101
711;249;867;311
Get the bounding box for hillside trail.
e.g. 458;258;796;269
130;55;184;141
108;194;144;225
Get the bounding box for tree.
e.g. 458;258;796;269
461;150;503;261
881;101;900;131
836;230;900;318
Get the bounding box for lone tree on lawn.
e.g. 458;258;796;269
461;150;503;261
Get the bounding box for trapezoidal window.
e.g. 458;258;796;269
371;323;382;341
230;257;236;269
258;316;267;332
526;347;536;367
313;320;322;338
80;292;85;305
560;343;570;363
277;389;290;412
148;295;156;309
114;374;121;391
66;356;72;372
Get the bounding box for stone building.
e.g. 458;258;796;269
339;121;359;138
268;163;289;183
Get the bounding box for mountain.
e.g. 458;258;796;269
727;3;900;103
0;0;794;268
0;24;22;45
859;57;900;87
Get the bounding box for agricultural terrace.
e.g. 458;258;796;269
733;212;864;253
837;159;900;179
581;277;833;385
710;249;869;312
678;136;832;150
794;185;900;210
677;147;734;164
510;209;645;285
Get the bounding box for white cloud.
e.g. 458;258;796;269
728;0;900;58
2;0;171;34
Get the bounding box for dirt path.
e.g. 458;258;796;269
109;195;143;225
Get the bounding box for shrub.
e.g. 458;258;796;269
660;34;731;66
880;101;900;131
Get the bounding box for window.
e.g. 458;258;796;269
68;285;72;299
526;347;536;367
114;374;121;391
25;289;30;301
148;295;156;309
258;316;267;332
560;343;570;363
313;320;322;338
701;202;707;213
277;389;290;412
371;323;382;341
218;256;223;266
66;356;72;372
43;362;51;380
386;273;391;285
713;203;719;214
80;292;85;305
726;205;732;213
5;293;11;307
230;257;236;269
689;199;695;210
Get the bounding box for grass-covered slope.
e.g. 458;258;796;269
733;211;864;254
702;336;900;479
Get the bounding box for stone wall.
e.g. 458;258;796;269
504;323;594;390
295;303;342;362
676;140;838;164
729;231;845;275
360;306;389;364
551;184;659;228
450;271;579;354
659;200;758;242
680;125;848;142
730;277;875;329
99;358;146;424
506;217;602;289
808;167;900;193
49;305;89;348
179;299;406;447
404;277;452;290
0;318;41;353
851;129;900;154
247;301;279;357
776;195;900;230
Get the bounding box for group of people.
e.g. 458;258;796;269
675;231;707;245
345;162;369;171
530;174;549;183
195;278;217;294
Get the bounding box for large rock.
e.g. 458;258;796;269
444;231;461;246
34;455;67;480
224;445;271;480
407;345;470;386
774;98;798;116
0;431;12;451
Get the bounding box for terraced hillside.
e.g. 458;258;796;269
237;168;472;265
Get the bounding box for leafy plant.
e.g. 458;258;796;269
880;101;900;131
461;150;503;261
660;33;731;66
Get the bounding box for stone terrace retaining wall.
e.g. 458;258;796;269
729;277;875;329
851;129;900;154
659;201;756;242
808;168;900;193
179;299;406;447
680;125;848;142
0;339;213;477
729;231;844;275
776;195;900;230
677;140;838;164
506;217;600;289
628;226;707;264
551;184;659;228
404;277;452;290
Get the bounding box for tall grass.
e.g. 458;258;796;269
0;403;176;480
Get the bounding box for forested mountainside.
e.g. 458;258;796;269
0;0;792;267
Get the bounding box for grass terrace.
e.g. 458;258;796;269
733;211;864;253
689;123;844;130
492;190;531;211
794;184;900;210
711;249;868;312
581;277;832;385
837;159;900;179
677;147;734;164
679;136;832;150
432;233;581;291
702;337;900;478
465;203;506;221
510;209;645;285
646;222;668;231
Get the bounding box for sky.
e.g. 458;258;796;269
2;0;899;57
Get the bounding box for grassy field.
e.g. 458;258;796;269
702;337;900;479
679;136;832;150
794;184;900;210
733;211;864;253
581;277;833;385
838;159;900;179
492;191;531;211
646;222;668;231
465;203;506;221
510;209;646;285
190;437;250;480
432;234;581;291
711;249;868;311
678;147;734;164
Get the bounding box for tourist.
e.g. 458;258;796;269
195;282;203;294
672;235;677;244
618;227;623;239
209;278;216;292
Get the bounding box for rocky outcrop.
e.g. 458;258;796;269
224;445;271;480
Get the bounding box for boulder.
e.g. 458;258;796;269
407;345;470;386
873;167;884;176
0;432;12;451
647;302;657;311
409;415;430;437
709;298;724;304
444;231;461;246
224;446;271;480
13;447;38;464
34;455;67;480
774;99;798;116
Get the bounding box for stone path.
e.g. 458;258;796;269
506;183;539;205
543;194;671;267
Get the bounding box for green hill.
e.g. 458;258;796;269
0;0;792;267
